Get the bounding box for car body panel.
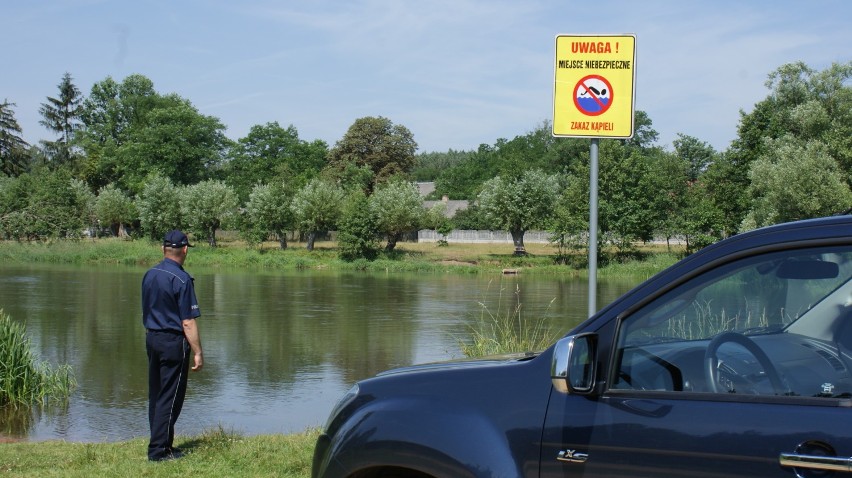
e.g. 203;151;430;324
313;356;552;478
313;215;852;478
542;390;852;477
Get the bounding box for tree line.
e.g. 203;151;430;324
1;61;850;262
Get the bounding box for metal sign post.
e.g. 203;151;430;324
588;138;599;317
552;34;636;318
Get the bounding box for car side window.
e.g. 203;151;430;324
612;245;852;397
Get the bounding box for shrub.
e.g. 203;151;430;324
0;309;75;407
337;190;379;261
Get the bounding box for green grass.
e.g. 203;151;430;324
598;252;680;280
0;310;75;407
0;426;320;478
0;237;684;276
457;282;563;357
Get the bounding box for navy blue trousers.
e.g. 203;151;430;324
146;330;190;461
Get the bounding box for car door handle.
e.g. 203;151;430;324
779;453;852;472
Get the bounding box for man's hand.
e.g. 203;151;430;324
192;352;203;371
182;318;204;372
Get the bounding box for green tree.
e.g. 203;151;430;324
38;72;83;167
477;169;560;253
490;126;555;179
70;178;97;236
0;175;31;239
225;122;327;202
434;144;499;200
291;139;331;185
290;178;344;251
622;110;660;150
678;179;724;253
725;61;852;231
244;181;294;249
78;75;156;189
326;161;374;195
0;100;30;177
742;137;851;229
5;169;92;240
369;179;423;252
182;180;239;247
78;75;228;193
550;175;589;264
597;145;661;253
643;148;691;245
412;149;472;183
95;184;137;237
424;202;453;246
326;116;417;192
555;140;677;260
673;133;716;181
431;120;597;201
337;189;380;261
118;97;228;193
451;203;489;230
136;174;183;241
699;153;748;238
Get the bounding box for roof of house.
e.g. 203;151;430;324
423;199;469;218
417;182;436;197
418;182;468;217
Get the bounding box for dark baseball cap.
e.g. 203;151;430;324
163;230;194;248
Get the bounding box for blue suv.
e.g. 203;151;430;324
314;215;852;477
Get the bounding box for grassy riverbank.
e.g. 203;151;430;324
0;426;319;477
0;236;683;278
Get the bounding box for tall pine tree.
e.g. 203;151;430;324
0;100;30;177
39;72;82;166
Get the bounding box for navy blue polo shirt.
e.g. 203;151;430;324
141;258;201;332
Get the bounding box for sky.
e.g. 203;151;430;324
3;0;851;154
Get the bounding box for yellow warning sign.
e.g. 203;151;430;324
552;34;636;138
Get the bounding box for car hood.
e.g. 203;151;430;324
375;351;540;377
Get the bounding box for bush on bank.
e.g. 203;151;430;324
0;310;75;407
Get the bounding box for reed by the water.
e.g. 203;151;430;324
0;309;75;407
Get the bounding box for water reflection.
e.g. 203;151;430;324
0;264;636;442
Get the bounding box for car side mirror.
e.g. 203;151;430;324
551;334;597;395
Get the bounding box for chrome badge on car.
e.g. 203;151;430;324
557;449;589;463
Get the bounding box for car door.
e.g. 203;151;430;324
543;244;852;477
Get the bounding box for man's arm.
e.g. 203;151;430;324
182;318;203;371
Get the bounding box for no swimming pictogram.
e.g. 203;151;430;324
573;75;613;116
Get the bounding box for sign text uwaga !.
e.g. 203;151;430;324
552;34;636;139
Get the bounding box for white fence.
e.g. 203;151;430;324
417;230;553;244
416;230;687;245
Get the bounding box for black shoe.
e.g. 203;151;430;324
149;450;184;462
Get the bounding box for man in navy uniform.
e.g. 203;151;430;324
141;230;204;461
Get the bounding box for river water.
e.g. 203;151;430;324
0;263;637;442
